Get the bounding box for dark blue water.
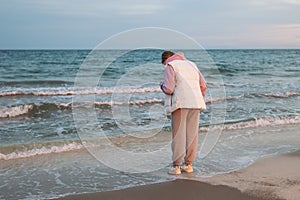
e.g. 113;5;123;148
0;50;299;148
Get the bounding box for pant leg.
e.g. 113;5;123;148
184;109;200;165
171;109;188;166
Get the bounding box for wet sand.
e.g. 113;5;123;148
57;178;266;200
56;151;300;200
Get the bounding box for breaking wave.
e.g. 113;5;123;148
1;114;299;160
0;87;161;97
0;141;84;160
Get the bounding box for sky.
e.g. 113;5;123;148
0;0;299;49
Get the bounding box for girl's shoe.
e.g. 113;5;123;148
168;166;181;175
181;164;193;173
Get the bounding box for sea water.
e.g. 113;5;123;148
0;49;299;199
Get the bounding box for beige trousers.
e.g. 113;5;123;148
171;109;199;166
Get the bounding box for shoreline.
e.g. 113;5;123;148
195;150;300;200
55;150;300;200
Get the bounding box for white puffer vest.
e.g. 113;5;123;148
165;60;206;113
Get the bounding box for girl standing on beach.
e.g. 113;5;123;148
160;51;207;175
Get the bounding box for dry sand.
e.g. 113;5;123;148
196;151;300;200
56;151;300;200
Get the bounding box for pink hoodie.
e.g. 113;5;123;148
165;52;186;64
160;52;207;96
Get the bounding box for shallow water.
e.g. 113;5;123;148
1;124;300;199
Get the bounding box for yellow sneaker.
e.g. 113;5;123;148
181;164;193;173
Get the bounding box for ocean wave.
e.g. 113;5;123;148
0;95;244;118
1;114;299;160
205;94;244;103
0;80;73;86
4;91;294;118
0;142;84;160
0;103;67;118
200;114;300;132
2;87;299;102
0;87;161;97
262;92;300;98
1;91;298;118
0;104;34;118
0;100;166;118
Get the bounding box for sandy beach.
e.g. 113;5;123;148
56;150;300;200
197;150;300;200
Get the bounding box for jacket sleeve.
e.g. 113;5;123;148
199;71;207;96
161;65;176;95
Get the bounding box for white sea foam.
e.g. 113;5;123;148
3;87;298;99
1;115;299;160
205;94;244;103
263;92;300;98
0;104;33;118
0;91;296;119
0;99;165;118
200;114;300;132
94;98;164;106
0;142;84;160
0;94;245;118
0;87;161;97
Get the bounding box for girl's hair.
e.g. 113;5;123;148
161;51;174;64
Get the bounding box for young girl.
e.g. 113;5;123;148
160;51;207;175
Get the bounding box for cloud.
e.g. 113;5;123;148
20;0;166;16
249;0;300;7
196;23;300;48
118;4;165;15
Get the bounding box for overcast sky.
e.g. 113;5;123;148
0;0;299;49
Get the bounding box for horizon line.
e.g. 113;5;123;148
0;48;299;51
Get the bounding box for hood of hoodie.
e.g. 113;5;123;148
165;52;186;65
